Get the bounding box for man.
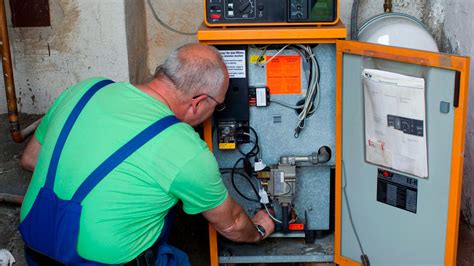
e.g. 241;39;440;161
20;44;274;265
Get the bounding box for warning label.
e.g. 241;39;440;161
219;50;246;78
266;55;301;94
376;169;418;213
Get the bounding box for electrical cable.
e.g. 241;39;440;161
292;45;320;137
238;141;259;159
224;160;261;203
260;44;321;137
224;126;264;203
270;99;304;110
256;44;291;67
264;204;282;224
237;126;260;159
342;160;370;263
147;0;197;36
256;45;269;65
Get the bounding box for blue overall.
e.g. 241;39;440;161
19;80;188;265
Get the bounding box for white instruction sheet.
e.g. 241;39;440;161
219;50;246;78
363;69;428;178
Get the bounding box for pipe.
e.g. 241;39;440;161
0;0;41;143
384;0;393;13
279;146;332;165
350;0;361;40
0;193;24;205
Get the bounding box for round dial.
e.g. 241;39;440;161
237;0;254;14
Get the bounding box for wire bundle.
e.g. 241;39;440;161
221;126;261;203
255;44;321;138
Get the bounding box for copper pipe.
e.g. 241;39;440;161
0;193;23;205
384;0;393;13
0;0;41;143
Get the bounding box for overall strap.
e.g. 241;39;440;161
71;115;180;203
45;79;115;190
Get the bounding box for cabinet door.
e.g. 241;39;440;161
335;40;470;266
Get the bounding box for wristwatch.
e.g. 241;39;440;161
255;224;266;240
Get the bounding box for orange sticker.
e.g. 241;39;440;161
266;55;301;94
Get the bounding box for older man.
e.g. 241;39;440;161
19;44;274;265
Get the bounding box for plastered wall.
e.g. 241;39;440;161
0;0;131;114
0;0;472;225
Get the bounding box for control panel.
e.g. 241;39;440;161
204;0;338;26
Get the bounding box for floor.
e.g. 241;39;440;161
1;114;473;266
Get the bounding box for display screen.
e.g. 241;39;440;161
309;0;336;22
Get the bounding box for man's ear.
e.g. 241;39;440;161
191;94;208;114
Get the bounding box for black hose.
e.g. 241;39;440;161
229;159;260;203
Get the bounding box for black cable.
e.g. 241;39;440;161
147;0;197;35
236;126;260;160
246;126;260;158
237;140;259;158
342;160;370;265
226;158;261;203
221;126;263;203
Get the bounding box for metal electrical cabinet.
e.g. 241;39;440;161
198;24;470;265
335;41;470;266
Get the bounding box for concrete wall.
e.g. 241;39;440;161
144;0;202;79
0;0;131;114
442;0;474;226
0;0;472;224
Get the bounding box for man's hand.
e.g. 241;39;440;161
251;209;275;240
203;196;275;243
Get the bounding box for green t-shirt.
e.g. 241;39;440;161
20;77;228;264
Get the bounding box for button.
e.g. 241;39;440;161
228;10;234;16
211;14;222;19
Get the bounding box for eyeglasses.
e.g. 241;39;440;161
206;94;226;111
194;94;226;111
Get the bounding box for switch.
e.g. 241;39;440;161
211;14;222;19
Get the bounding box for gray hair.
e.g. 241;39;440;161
155;45;226;96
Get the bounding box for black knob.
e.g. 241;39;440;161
239;2;251;13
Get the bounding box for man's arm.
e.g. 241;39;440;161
20;136;41;172
202;196;275;242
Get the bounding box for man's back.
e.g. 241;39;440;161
20;77;227;263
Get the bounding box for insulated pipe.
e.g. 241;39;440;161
0;0;41;143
